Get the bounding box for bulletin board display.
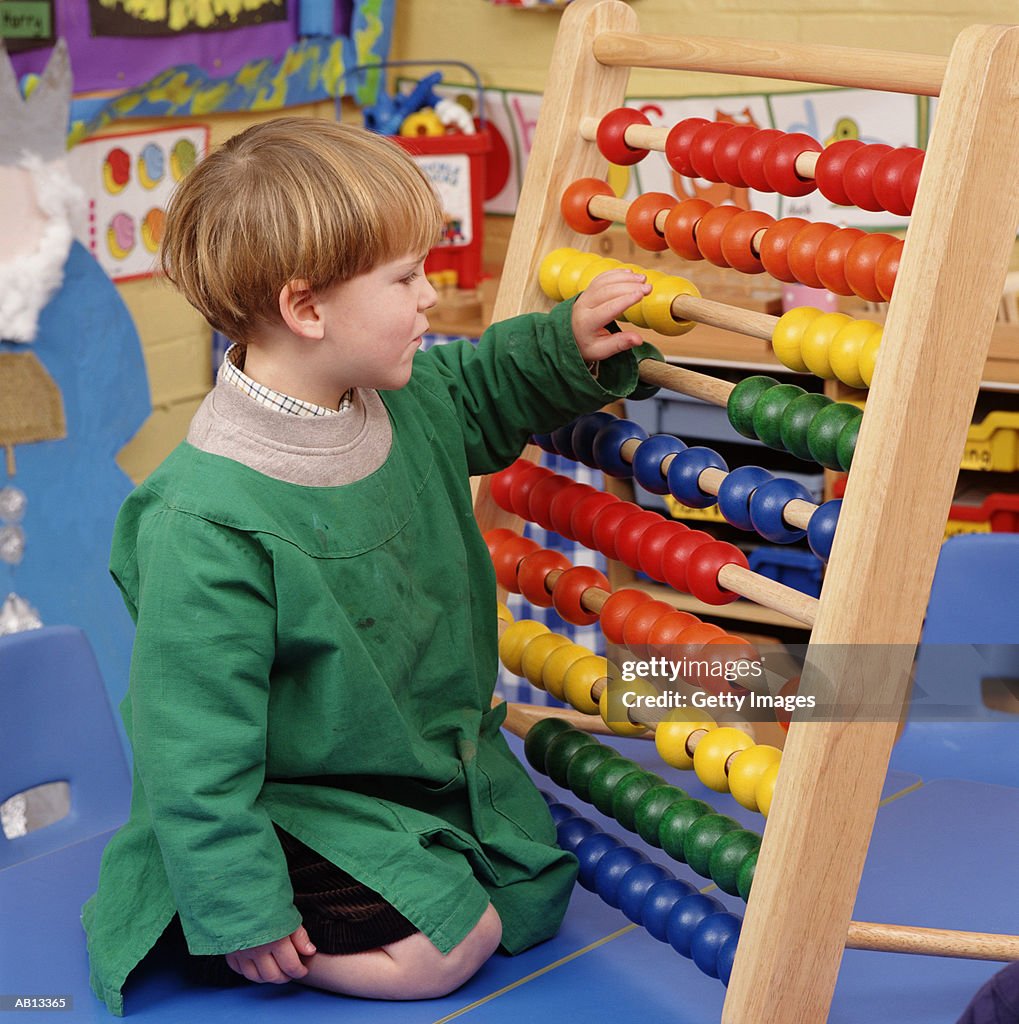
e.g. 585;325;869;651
68;124;209;282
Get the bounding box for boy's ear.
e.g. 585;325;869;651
279;279;324;339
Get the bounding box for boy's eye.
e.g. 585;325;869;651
401;272;419;285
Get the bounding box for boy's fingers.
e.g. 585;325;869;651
293;925;317;956
276;940;310;979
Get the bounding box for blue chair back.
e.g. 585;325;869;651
0;626;130;868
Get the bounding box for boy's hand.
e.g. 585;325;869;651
570;268;651;363
225;925;317;984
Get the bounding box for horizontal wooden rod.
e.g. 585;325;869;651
845;920;1019;963
592;32;946;97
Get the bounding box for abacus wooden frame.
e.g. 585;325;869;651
473;2;1019;1021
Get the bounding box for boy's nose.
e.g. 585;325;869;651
420;278;439;311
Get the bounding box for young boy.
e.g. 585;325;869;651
82;117;651;1015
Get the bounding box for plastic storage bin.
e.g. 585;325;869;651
747;546;824;598
961;411;1019;471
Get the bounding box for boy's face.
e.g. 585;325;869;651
316;252;438;393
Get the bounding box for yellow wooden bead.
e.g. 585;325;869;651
828;320;880;389
726;744;783;812
599;678;655;737
562;655;610;715
542;642;591;701
691;726;755;793
496;602;514;625
577;256;622;292
641;275;700;337
771;306;822;373
653;709;717;770
558;251;599;300
538;247;579;301
859;328;883;387
800;311;852;380
755;760;781;817
498;619;549;677
520;632;571;690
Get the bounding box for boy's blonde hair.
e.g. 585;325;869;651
160;117;443;342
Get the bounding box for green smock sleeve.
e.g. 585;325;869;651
122;507;302;955
416;297;639;476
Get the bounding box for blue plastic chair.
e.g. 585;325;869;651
888;534;1019;786
0;626;130;868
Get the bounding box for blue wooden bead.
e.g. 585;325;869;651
546;799;574;821
807;498;842;561
666;446;728;509
594;846;648;908
717;930;741;986
749;477;811;543
531;431;559;454
666;893;725;958
691;911;742;979
575;833;623;890
716;465;773;530
551;419;581;461
617;862;673;924
556;816;598;853
592;419;649;478
631;434;687;495
641;878;697;942
570;411;615;468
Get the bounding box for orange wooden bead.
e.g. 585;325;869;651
698;635;760;695
560;177;614;234
663;198;712;261
516;549;571;608
625;192;675;252
645;609;700;647
845;233;899;302
758;217;808;283
720;209;775;274
550;565;610;626
814;227;864;296
695;204;742;268
599;588;653;646
491;534;541;592
483;527;517;560
875;238;904;301
787;221;838;289
621;599;677;657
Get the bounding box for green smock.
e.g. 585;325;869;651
82;301;640;1015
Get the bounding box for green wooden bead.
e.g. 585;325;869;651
611;771;666;832
708;829;762;896
683;813;741;879
737;849;758;902
727;376;778;440
565;744;618;803
634;784;690;847
806;402;863;470
780;392;832;461
753;383;805;450
837;414;862;471
658;798;714;863
632;342;665;401
524;717;574;774
589;757;641;816
544;729;598;787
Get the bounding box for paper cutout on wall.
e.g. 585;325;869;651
68;125;209;281
88;0;287;36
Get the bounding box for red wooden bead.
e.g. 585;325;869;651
660;529;714;593
636;519;688;582
720;209;775;275
547;482;596;539
813;139;865;206
491;534;541;592
871;147;923;217
758;217;809;283
843;143;892;212
737;129;784;193
528;474;577;531
815;227;865;296
762;132;822;197
695;204;742;268
875;237;904;301
775;675;801;732
845;233;898;303
663;198;712;261
712;124;758;188
694;635;759;695
900;152;924;212
483;527;517;560
516;549;571;607
599;588;652;645
489;459;532;512
614;510;663;571
561;177;615;235
569;490;619;550
596;107;651;165
645;609;701;647
689;122;735;183
625;191;675;252
787;222;838;289
665;117;710;177
509;464;553;520
551;565;611;626
686;541;749;605
673;621;728;659
591;501;646;561
621;599;677;655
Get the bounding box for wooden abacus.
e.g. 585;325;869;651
473;2;1019;1021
